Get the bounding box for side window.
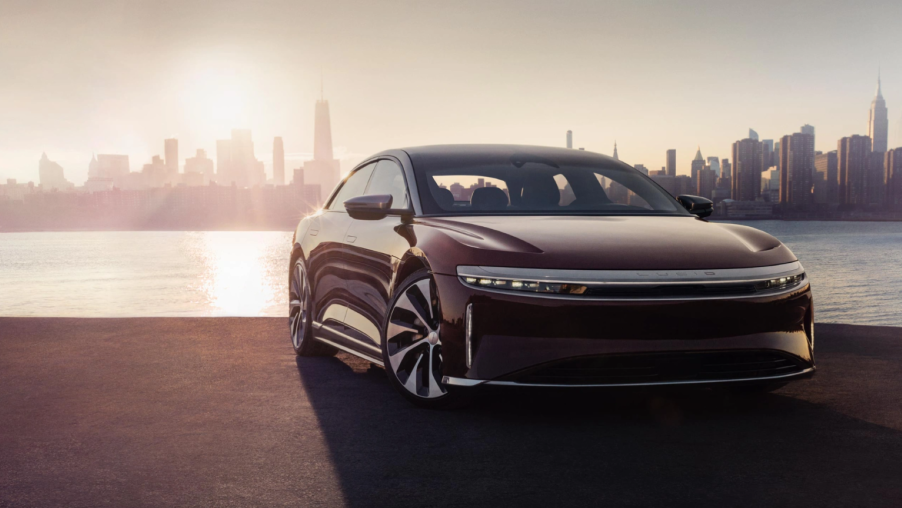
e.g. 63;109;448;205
328;163;376;211
365;160;409;210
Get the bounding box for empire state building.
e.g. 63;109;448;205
869;73;888;153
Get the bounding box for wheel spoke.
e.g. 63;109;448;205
387;321;419;341
426;344;445;398
388;337;429;372
411;279;434;320
395;290;434;332
403;352;424;394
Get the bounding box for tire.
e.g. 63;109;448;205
381;268;474;409
289;256;336;357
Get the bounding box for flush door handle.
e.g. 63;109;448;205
346;235;357;243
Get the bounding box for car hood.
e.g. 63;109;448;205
417;215;796;273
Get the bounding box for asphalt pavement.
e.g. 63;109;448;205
1;318;901;507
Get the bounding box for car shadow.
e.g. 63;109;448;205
295;353;902;508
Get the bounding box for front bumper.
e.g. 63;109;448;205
434;270;815;387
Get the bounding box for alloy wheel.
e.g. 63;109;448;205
386;277;446;399
289;260;309;350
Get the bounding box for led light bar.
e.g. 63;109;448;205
461;276;588;295
459;272;806;297
752;273;805;291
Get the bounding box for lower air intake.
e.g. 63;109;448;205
508;350;805;386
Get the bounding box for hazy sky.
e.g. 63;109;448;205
2;0;901;185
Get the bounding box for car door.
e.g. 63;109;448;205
302;162;376;349
343;159;416;351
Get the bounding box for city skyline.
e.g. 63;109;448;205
1;0;901;186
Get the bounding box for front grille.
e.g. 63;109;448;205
508;350;805;386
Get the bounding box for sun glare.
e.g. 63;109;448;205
179;67;250;132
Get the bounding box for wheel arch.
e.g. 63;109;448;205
393;249;433;299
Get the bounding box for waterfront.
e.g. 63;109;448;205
0;221;900;325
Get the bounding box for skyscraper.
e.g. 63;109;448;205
762;139;774;168
779;132;815;206
886;148;902;208
38;152;72;190
666;149;676;177
164;138;178;177
696;167;716;199
721;159;731;180
230;129;256;187
837;135;872;205
868;73;888;153
815;151;839;204
612;142;619;160
749;128;759;141
706;157;720;177
216;139;231;183
732;138;762;201
303;98;341;201
184;149;214;184
566;131;572;149
690;147;705;186
273;137;285;185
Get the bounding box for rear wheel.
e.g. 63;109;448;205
289;257;335;357
382;269;473;409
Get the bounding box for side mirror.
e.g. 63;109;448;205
345;194;393;220
676;195;714;218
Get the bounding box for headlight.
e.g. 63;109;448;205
753;273;805;291
462;276;587;295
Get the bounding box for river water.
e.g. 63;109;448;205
0;222;899;325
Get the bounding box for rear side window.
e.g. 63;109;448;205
328;163;376;211
365;160;409;209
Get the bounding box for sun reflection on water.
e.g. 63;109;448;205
192;231;289;316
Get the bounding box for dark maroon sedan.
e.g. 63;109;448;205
289;145;814;408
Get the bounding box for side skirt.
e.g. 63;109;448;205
313;320;384;367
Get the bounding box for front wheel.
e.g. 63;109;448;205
289;257;335;357
382;269;473;409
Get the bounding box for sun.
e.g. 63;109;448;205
178;66;250;133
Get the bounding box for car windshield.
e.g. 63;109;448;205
412;150;688;216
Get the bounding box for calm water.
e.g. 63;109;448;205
0;222;900;325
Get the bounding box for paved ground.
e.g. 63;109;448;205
1;318;901;507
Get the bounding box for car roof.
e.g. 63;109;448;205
394;144;623;167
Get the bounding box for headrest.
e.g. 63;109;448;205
470;186;509;210
433;187;454;209
521;179;561;208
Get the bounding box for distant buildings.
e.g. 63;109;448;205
566;131;572;149
273;137;285;186
184;149;214;186
815;151;839;204
612;142;619;160
749;128;759;141
164;138;178;177
696;167;716;199
869;74;888;153
690;147;705;187
732;138;762;201
302;99;341;202
837;135;872;205
216;139;231;182
633;164;649;175
779;132;815;206
665;149;676;177
38;153;73;191
142;155;168;188
886;148;902;207
706;157;720;177
762;139;774;169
